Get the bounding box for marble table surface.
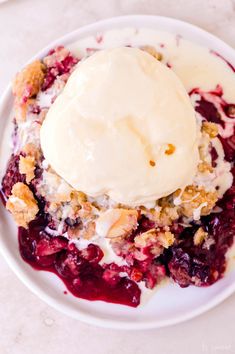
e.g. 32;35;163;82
1;1;235;353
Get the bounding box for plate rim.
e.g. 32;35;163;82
0;14;235;330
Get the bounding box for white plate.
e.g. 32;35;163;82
0;15;235;330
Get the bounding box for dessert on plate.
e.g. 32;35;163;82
1;28;234;307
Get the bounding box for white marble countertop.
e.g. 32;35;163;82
1;1;235;353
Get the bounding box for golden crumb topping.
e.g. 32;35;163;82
193;227;208;246
13;60;45;100
19;155;36;183
174;185;218;218
135;229;174;249
12;60;46;122
140;203;179;226
159;206;179;225
96;208;138;238
197;161;213;173
6;182;38;228
157;231;175;248
77;201;93;219
22;143;41;161
38;169;73;203
134;229;157;248
202;122;219;138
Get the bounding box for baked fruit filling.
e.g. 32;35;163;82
1;44;234;307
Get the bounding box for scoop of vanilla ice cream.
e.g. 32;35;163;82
40;47;199;206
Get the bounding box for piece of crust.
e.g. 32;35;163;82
174;185;218;218
22;143;41;161
201;122;218;138
13;60;46;100
6;182;39;228
19;155;36;183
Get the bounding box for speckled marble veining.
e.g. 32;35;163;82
1;1;235;353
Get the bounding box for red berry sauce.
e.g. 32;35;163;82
18;217;141;307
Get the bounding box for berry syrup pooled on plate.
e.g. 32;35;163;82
1;29;235;307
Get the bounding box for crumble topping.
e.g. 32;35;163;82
22;143;41;161
134;229;174;250
157;230;175;248
202;121;219;138
96;209;138;238
13;60;46;100
158;205;179;225
197;161;213;173
13;61;46;122
174;185;218;219
6;182;39;228
193;227;208;246
19;155;35;183
38;168;73;203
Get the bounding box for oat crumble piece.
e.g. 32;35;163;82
157;231;175;248
73;191;87;204
19;155;36;183
77;201;93;219
6;182;39;228
141;201;179;226
46;201;63;219
39;169;73;203
202;122;219;138
141;45;163;61
107;209;138;238
82;221;96;240
134;229;157;248
174;185;218;218
134;229;175;256
159;206;179;226
96;208;138;238
135;229;174;249
12;61;46;122
65;191;88;220
22;143;41;161
193;227;208;246
198;161;213;173
198;136;211;162
13;60;46;101
134;229;163;257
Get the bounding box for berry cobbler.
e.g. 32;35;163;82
1;28;234;307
